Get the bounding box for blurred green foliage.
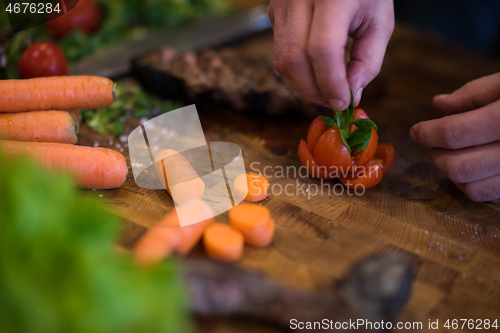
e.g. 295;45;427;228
81;82;182;136
0;152;191;333
1;0;229;78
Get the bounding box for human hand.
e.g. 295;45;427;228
267;0;394;110
410;73;500;203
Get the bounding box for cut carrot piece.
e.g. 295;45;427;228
0;111;78;144
134;199;214;265
229;203;271;235
234;172;269;202
244;218;275;247
204;223;244;262
0;140;127;189
0;76;115;112
153;149;205;204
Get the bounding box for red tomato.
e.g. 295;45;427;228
18;42;68;79
46;0;101;39
349;108;378;167
374;143;395;176
339;160;383;190
352;127;378;167
306;116;329;154
314;127;353;176
298;139;333;180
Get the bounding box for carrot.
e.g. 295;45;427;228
233;172;270;202
229;202;271;235
203;223;244;262
153;149;205;204
67;110;81;131
134;199;214;265
0;76;115;112
244;219;275;247
0;111;78;144
0;140;127;189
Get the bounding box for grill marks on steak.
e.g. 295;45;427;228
134;47;317;115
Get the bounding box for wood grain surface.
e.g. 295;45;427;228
78;25;500;332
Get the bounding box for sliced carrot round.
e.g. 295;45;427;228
229;203;271;234
234;172;270;202
204;223;244;262
244;218;275;247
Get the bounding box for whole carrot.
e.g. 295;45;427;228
0;140;127;189
0;111;78;144
66;110;81;130
0;76;115;113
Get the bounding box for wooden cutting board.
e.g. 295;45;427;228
77;25;500;331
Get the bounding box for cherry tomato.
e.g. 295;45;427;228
18;42;68;79
306;116;329;154
373;143;395;176
298;139;333;180
339;160;383;190
352;128;378;167
46;0;101;39
314;126;353;176
349;108;378;167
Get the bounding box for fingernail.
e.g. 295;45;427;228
435;94;449;99
409;127;417;143
329;99;346;110
356;87;363;100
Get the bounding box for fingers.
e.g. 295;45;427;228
431;142;500;184
347;2;394;106
410;100;500;149
455;175;500;202
434;72;500;115
281;1;327;106
270;0;289;80
308;0;356;110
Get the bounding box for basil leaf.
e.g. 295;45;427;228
349;118;378;131
347;89;354;122
323;116;336;127
340;129;353;139
348;128;372;147
352;141;370;153
340;132;352;153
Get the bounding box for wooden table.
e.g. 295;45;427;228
79;24;500;332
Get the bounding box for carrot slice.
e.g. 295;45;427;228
134;199;214;265
204;223;244;262
234;172;270;202
244;218;275;247
0;76;115;112
0;140;127;189
153;149;205;204
0;111;78;144
229;203;271;235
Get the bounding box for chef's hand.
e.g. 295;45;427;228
268;0;394;110
410;73;500;203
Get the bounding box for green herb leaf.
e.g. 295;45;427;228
340;129;353;139
323;116;336;127
0;152;190;333
349;118;378;131
351;140;370;153
348;128;372;147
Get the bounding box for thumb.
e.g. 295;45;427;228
434;72;500;114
